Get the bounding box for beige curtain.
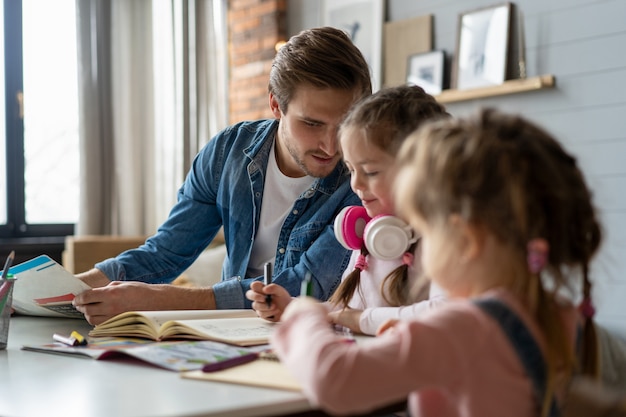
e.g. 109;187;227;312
75;0;228;236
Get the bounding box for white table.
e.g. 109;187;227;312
0;316;312;417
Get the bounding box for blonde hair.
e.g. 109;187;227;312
329;84;449;309
395;108;602;413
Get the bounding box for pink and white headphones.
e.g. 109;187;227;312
334;206;418;261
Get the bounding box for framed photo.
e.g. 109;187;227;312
454;2;513;90
324;0;384;91
383;15;432;88
406;50;445;95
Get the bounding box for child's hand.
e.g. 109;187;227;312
328;307;363;334
246;281;292;322
376;318;400;336
282;296;328;322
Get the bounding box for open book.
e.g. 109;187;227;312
9;255;90;318
88;309;275;346
181;333;372;391
22;337;270;372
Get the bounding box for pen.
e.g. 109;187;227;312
300;271;313;297
1;250;15;281
263;262;273;307
202;352;259;373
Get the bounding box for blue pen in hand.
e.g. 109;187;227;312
263;262;272;307
202;352;259;373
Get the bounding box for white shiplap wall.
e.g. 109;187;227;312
287;0;626;337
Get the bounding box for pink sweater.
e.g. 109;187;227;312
272;288;578;417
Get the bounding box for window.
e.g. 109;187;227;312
1;0;79;240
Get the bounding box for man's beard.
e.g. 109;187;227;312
285;144;335;179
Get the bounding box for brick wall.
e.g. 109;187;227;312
228;0;287;124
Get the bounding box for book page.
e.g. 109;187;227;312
115;341;268;371
21;337;155;360
160;317;276;346
10;255;91;318
89;309;259;340
133;309;258;327
22;338;270;372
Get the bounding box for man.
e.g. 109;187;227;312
73;26;372;325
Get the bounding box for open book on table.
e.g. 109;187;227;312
181;333;375;391
8;255;90;318
88;309;275;346
22;337;270;372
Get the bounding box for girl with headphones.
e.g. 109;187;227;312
246;84;450;335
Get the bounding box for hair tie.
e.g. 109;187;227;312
402;252;414;267
527;238;549;274
355;254;368;271
579;297;596;319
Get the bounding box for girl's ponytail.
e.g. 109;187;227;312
579;266;599;377
328;245;369;309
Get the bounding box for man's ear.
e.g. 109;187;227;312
449;214;483;264
269;93;281;119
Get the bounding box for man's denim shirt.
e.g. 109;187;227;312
96;119;360;309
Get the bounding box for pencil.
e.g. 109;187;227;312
1;251;15;281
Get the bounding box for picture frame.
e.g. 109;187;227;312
406;50;445;96
324;0;384;91
383;15;433;88
453;2;513;90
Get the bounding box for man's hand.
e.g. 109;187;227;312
73;280;216;325
246;281;292;322
327;307;363;334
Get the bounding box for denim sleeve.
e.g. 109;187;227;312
96;258;127;281
212;276;249;309
217;191;360;310
95;133;226;283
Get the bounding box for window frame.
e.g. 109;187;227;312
2;0;75;240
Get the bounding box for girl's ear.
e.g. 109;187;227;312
449;214;483;264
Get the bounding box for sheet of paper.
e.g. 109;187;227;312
162;317;275;345
181;358;301;391
9;255;91;318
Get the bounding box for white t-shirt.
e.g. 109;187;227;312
247;141;314;278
